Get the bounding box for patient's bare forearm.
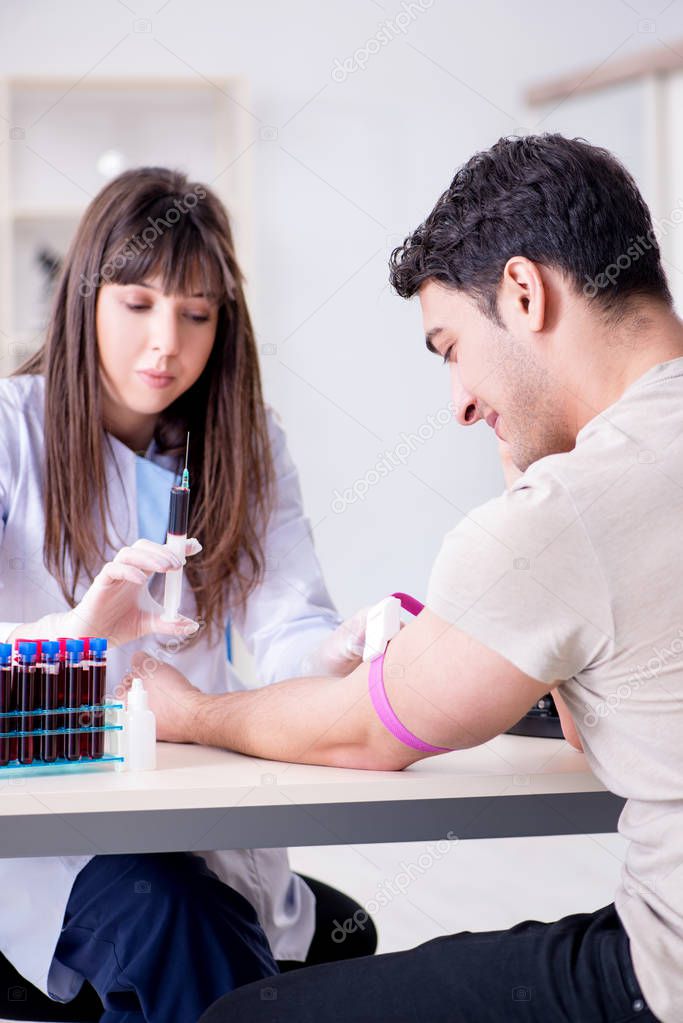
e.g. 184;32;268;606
184;669;402;770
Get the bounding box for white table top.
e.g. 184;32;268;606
0;736;624;857
0;734;595;816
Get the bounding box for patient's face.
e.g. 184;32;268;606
419;280;574;472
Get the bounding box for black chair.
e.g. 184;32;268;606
0;953;102;1022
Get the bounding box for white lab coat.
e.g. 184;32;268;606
0;374;341;1001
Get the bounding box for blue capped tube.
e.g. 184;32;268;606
65;639;83;761
89;638;107;759
0;642;13;766
18;641;37;765
40;640;60;763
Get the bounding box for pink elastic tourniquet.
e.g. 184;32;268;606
368;593;453;754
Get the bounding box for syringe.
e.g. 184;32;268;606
161;433;191;622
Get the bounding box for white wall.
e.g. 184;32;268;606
2;0;682;614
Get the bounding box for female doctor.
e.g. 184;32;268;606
0;167;373;1023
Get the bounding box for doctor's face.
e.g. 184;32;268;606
96;273;218;422
419;280;572;472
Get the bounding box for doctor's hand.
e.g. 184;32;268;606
10;538;203;648
67;538;203;646
124;651;201;743
299;607;369;677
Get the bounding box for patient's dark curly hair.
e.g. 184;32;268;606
390;133;671;321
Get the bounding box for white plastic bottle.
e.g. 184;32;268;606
125;677;157;771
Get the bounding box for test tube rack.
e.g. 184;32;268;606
0;637;127;777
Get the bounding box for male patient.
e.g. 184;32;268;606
140;134;681;1022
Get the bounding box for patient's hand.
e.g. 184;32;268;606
123;651;201;743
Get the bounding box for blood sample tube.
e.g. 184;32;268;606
17;641;37;765
56;638;68;760
64;639;83;761
0;642;14;766
9;648;19;763
88;638;107;759
79;637;91;758
32;641;45;762
40;641;60;763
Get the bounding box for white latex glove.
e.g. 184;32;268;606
9;538;203;647
300;607;369;677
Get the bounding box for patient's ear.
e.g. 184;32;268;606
499;257;546;333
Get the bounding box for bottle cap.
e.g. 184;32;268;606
128;677;149;711
65;639;82;660
14;639;43;658
18;641;37;661
89;638;108;655
42;641;60;660
79;637;90;658
0;642;12;664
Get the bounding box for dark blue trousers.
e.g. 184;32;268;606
52;852;277;1023
199;902;660;1023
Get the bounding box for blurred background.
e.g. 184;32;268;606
0;0;681;958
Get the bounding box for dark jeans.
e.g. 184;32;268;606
53;852;277;1023
199;902;660;1023
38;855;376;1023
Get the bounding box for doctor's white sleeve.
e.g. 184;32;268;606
0;388;22;643
232;409;341;685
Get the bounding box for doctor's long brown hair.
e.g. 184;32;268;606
17;167;274;642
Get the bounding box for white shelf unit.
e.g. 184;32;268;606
0;76;253;373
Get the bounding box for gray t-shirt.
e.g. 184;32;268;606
427;356;683;1023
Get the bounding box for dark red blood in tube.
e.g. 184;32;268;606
79;666;91;758
89;639;107;759
34;653;45;762
65;642;82;761
39;644;60;763
56;639;68;760
18;644;36;765
0;661;12;766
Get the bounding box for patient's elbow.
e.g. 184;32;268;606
324;743;414;772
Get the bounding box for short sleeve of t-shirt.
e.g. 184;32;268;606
426;467;613;683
